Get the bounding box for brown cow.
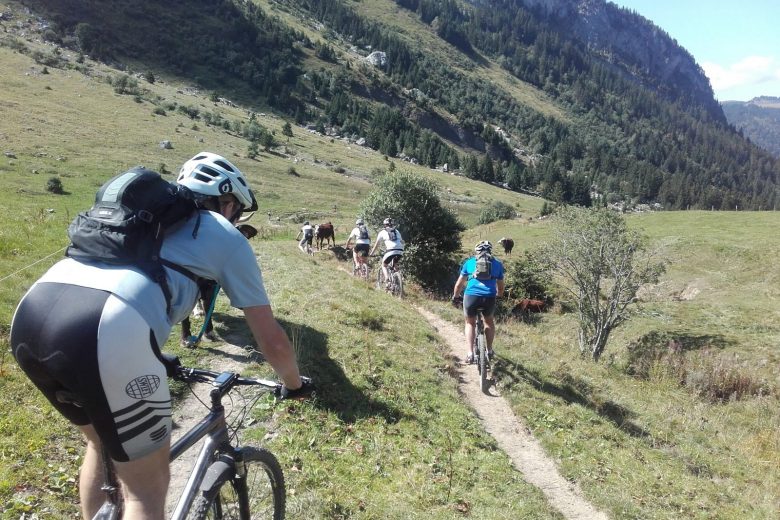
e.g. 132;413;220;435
314;222;335;249
180;222;257;347
498;237;514;255
519;298;545;312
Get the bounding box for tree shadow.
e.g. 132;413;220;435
493;358;650;438
210;313;407;425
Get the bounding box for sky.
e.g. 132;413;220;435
609;0;780;101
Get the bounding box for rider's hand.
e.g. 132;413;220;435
451;295;463;308
275;377;315;400
160;352;181;377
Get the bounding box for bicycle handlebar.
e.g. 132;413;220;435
173;365;281;390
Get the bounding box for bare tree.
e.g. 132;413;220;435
541;206;665;361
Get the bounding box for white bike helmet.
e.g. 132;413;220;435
356;218;364;225
177;152;258;212
383;217;395;228
475;240;492;254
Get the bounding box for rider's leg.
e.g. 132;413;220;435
484;314;496;351
464;315;476;359
77;424;170;519
114;442;171;519
77;425;106;519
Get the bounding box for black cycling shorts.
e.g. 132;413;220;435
11;283;172;462
463;294;497;317
354;243;370;257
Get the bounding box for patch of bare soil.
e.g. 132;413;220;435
416;306;609;520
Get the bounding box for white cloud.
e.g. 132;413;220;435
702;55;780;99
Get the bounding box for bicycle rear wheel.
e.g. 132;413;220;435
477;332;488;392
191;447;285;520
390;272;403;298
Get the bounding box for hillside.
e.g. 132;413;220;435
1;3;780;518
9;0;780;210
722;96;780;159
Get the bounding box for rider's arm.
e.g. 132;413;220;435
243;305;302;390
496;279;505;297
452;274;468;298
295;230;301;240
369;236;380;256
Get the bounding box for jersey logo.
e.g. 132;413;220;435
125;375;161;399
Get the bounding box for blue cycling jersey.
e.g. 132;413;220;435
460;256;504;297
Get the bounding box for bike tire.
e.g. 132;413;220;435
375;268;384;290
190;447;285;520
477;333;488;393
391;272;404;298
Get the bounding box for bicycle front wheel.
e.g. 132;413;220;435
191;447;285;520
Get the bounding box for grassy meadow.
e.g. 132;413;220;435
2;11;779;519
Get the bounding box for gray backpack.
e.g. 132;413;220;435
473;252;493;281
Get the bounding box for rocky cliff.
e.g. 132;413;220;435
517;0;724;121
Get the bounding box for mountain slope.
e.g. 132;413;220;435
10;0;780;210
722;97;780;159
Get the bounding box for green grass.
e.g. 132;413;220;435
2;15;780;519
431;210;780;519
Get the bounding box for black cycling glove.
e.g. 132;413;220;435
160;352;181;377
451;295;463;308
276;377;315;400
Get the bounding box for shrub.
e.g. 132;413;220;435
45;177;64;194
504;251;553;301
685;351;773;402
152;107;166;116
360;171;464;293
477;200;516;225
625;333;774;402
110;74;140;95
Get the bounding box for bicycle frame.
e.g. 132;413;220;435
168;391;232;520
95;369;278;520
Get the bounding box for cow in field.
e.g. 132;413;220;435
498;237;514;255
511;298;546;321
180;220;257;347
315;222;335;249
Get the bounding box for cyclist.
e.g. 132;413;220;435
10;152;311;519
369;217;405;288
452;241;505;364
296;220;314;253
344;218;371;275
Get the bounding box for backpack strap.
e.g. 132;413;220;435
159;258;209;315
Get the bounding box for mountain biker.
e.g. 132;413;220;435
344;218;371;275
369;217;405;287
296;220;314;253
10;152;311;519
452;241;505;364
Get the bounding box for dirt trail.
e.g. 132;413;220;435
416;306;608;520
165;299;607;519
